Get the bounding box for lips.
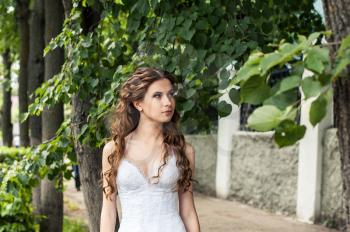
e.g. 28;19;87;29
162;110;172;113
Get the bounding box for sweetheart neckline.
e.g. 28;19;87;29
121;153;175;184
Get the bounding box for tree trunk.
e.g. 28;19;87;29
28;0;44;215
323;1;350;231
40;0;64;231
71;7;103;231
16;0;30;147
69;4;120;231
71;103;104;231
1;49;13;147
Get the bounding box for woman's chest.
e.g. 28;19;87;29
116;154;179;193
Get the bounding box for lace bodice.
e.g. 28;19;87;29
116;149;186;232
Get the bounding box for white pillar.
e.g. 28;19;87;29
296;70;333;223
216;64;240;199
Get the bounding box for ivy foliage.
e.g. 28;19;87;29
0;0;18;55
24;0;324;148
0;121;76;231
229;31;350;147
0;147;38;232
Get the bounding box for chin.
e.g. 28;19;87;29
151;114;173;123
159;116;173;123
160;118;172;123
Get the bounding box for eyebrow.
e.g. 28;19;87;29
152;88;175;94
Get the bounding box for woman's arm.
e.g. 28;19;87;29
178;143;201;232
100;141;117;232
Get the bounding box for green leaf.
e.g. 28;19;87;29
220;68;230;79
229;88;240;105
306;32;322;45
310;94;328;126
90;78;99;88
183;100;195;111
333;57;350;78
279;42;304;57
114;0;124;5
196;19;209;30
205;54;216;65
78;124;89;141
272;75;301;95
280;105;297;121
290;62;304;77
240;75;271;104
232;64;260;85
193;32;207;48
301;77;322;99
20;112;29;123
81;37;92;48
214;53;229;69
274;120;306;147
64;170;73;179
247;105;283;131
218;100;232;117
337;33;350;57
231;52;263;85
260;52;283;76
186;88;196;98
219;69;230;90
234;43;247;57
219;77;230;90
304;47;329;74
264;89;299;110
317;73;332;86
17;173;28;185
245;51;264;66
178;19;195;41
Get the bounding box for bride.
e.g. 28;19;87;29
100;67;201;232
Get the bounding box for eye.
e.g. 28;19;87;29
169;91;176;97
154;94;161;98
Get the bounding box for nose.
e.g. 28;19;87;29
163;94;172;106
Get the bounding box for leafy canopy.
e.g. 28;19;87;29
229;31;350;147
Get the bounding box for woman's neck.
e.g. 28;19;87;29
131;124;163;144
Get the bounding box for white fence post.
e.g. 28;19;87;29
296;70;333;223
216;64;240;199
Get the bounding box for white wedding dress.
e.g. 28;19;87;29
116;148;186;232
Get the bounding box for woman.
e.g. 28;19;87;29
100;67;201;232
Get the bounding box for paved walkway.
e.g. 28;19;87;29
64;180;339;232
194;192;338;232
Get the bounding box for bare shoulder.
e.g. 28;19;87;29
183;142;196;176
185;142;195;162
102;140;115;160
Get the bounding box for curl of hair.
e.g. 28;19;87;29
101;67;196;200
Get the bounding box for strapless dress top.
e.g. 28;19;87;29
116;149;186;232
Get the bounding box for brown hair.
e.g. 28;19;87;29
101;67;195;200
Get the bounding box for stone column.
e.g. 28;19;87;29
216;63;240;198
296;69;333;223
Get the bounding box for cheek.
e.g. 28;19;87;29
145;100;161;111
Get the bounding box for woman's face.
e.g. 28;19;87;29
135;78;176;123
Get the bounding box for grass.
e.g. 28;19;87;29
63;216;89;232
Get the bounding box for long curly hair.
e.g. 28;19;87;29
102;67;195;200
